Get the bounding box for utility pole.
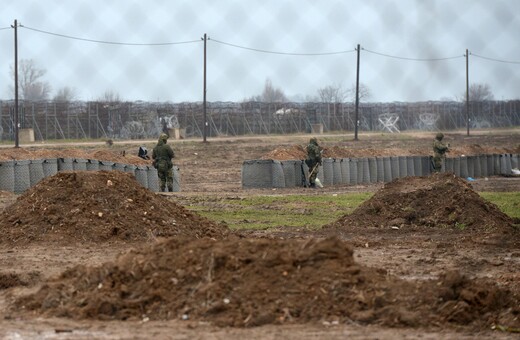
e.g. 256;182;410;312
12;19;19;148
202;33;208;142
465;49;470;136
354;44;360;141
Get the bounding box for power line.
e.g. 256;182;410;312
362;47;464;61
211;38;356;56
470;52;520;65
0;26;12;31
20;25;202;46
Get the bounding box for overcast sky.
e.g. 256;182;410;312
1;0;519;102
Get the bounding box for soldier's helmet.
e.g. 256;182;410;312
159;133;169;142
309;137;318;145
435;132;444;141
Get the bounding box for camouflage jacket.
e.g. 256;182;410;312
152;140;174;166
306;141;322;164
432;140;448;157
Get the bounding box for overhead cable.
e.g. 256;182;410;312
211;38;356;56
470;52;520;64
362;48;464;61
20;25;201;46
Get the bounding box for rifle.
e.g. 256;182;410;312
302;160;323;188
308;162;324;188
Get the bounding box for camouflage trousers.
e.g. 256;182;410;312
432;155;442;173
308;161;320;184
158;167;173;192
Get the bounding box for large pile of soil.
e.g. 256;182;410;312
0;171;228;245
261;144;519;160
325;173;517;233
0;148;150;165
12;237;518;329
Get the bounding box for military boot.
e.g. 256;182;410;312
160;185;166;192
168;186;173;192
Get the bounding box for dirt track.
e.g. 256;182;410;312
0;130;519;339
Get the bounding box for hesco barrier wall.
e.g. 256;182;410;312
241;160;285;189
241;154;520;188
0;159;180;193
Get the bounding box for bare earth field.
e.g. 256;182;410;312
0;129;519;339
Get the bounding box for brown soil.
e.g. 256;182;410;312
262;139;520;160
9;237;519;331
324;172;517;234
0;171;228;245
0;147;150;165
0;130;519;339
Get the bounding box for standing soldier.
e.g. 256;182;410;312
432;132;449;173
306;137;323;188
152;133;175;192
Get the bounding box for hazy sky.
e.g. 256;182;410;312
1;0;519;102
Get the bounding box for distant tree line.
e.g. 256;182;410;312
7;59;507;106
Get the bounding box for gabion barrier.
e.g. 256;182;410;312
58;158;74;171
172;166;181;192
14;160;31;194
376;158;384;182
125;164;137;176
147;166;160;192
1;153;517;193
73;158;88;171
241;154;520;189
322;159;334;186
369;158;378;183
500;154;512;176
340;159;350;184
43;158;58;177
413;156;422;176
333;159;342;185
280;160;298;188
383;157;392;183
29;159;45;187
512;154;519;169
99;160;114;171
114;163;126;172
399;156;407;178
0;158;179;194
86;159;100;171
349;158;358;185
241;159;285;188
0;160;15;192
135;165;149;189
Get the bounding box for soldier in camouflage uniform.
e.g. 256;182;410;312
152;133;175;192
432;132;449;173
306;137;323;188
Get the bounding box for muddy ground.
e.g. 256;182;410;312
0;129;519;339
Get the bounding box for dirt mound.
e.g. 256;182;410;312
12;237;518;329
325;173;517;233
0;147;150;165
260;145;307;160
260;144;519;160
0;171;228;245
0;271;41;290
260;145;375;160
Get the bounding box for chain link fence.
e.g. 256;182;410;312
1;100;518;141
1;1;519;141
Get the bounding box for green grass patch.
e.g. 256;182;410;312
479;192;520;219
183;192;372;230
180;191;520;231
